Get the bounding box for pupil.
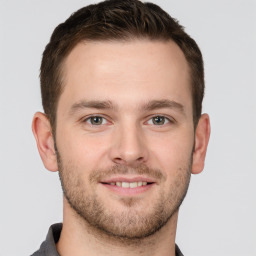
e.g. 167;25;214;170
92;116;102;125
153;116;164;125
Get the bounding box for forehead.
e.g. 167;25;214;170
58;39;192;113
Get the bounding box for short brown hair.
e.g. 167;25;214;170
40;0;204;132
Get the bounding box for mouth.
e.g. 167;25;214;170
101;181;154;188
100;177;156;195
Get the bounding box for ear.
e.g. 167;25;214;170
192;113;211;174
32;112;58;172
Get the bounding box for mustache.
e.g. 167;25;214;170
89;164;166;183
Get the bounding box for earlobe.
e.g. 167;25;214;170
32;112;58;172
191;113;211;174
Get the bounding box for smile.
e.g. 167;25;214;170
100;177;156;196
102;181;152;188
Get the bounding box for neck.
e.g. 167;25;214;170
57;198;179;256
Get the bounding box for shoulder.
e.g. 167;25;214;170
30;223;62;256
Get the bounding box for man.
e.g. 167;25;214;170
31;0;210;255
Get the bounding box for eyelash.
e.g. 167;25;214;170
84;116;108;126
147;116;172;125
83;115;174;126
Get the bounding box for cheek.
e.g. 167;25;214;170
56;128;111;170
148;130;194;172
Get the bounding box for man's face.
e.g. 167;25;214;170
55;40;195;239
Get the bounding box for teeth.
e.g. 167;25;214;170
129;182;137;188
122;182;130;188
108;181;148;188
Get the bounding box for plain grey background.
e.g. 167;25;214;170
0;0;255;255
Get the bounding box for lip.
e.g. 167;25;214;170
100;176;156;184
100;182;155;196
99;176;156;196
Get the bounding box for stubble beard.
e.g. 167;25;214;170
57;151;192;241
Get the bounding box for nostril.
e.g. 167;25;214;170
113;157;126;164
113;156;145;166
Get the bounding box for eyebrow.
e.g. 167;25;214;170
69;100;116;115
69;99;184;115
141;99;184;113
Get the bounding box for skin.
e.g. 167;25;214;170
32;39;210;256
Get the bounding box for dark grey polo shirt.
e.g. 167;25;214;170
31;223;184;256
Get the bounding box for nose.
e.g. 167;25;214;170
109;124;149;166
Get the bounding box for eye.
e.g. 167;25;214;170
85;116;107;125
148;116;170;125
